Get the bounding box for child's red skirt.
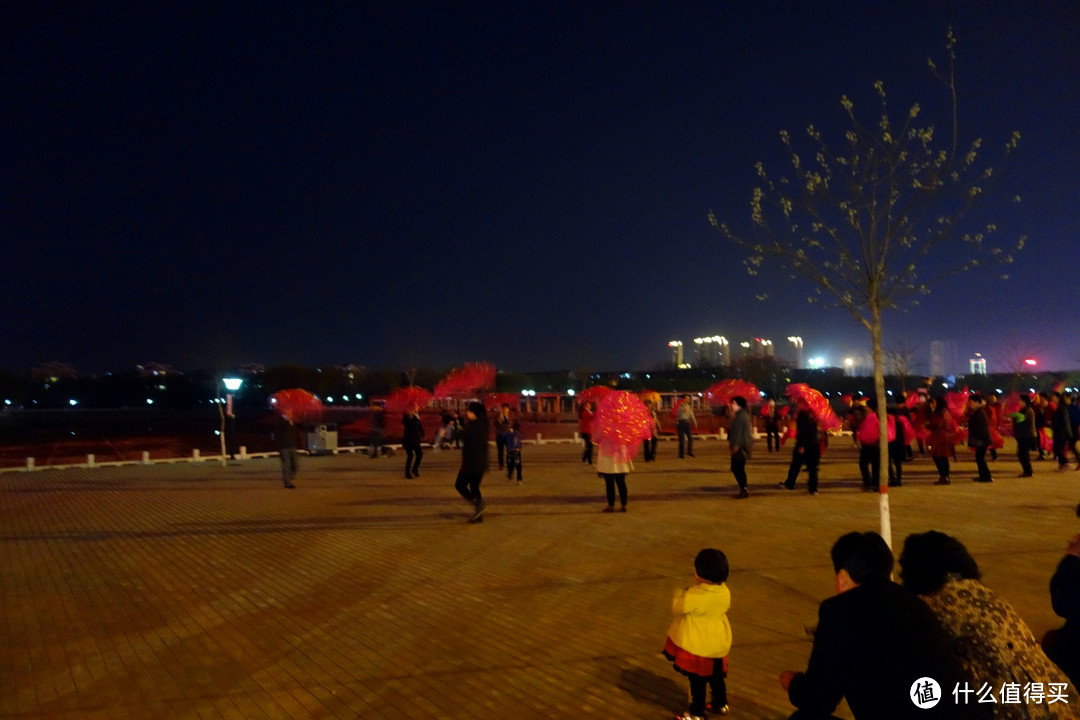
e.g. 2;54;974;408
663;637;728;677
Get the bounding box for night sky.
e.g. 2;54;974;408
5;2;1079;375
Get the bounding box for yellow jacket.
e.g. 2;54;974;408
666;582;732;659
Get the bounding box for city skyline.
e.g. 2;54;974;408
6;3;1078;373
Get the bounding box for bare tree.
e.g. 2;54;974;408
885;343;921;396
711;30;1024;546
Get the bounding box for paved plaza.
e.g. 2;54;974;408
3;437;1079;719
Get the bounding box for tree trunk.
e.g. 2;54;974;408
871;305;892;549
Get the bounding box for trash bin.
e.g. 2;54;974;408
305;423;338;454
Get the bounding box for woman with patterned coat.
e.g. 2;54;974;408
900;531;1074;719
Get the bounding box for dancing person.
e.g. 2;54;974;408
927;397;957;485
728;396;753;499
402;405;424;479
663;548;733;719
1012;394;1037;477
781;397;819;494
967;394;993;483
597;438;631;512
494;403;512;469
1051;392;1075;471
505;421;524;483
677;394;697;458
780;531;976;719
368;406;385;459
276;414;299;489
985;393;1002;461
856;398;893;491
579;401;595;464
900;531;1075;718
642;400;661;462
762;397;782;453
454;402;490;524
887;405;914;487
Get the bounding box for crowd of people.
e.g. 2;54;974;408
266;390;1080;718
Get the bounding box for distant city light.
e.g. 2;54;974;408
222;377;243;391
355;394;363;400
1024;358;1037;367
808;357;825;368
69;399;78;406
146;398;154;405
567;389;576;396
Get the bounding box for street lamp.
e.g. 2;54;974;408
844;358;854;377
220;377;243;463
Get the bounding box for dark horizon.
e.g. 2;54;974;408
6;2;1079;375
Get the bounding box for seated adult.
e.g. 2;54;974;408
899;530;1074;718
1045;523;1080;685
780;531;980;719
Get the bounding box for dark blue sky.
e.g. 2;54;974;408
5;2;1078;375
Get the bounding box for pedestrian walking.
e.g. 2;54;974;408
276;414;299;489
454;402;490;524
781;398;819;494
677;394;697;458
506;421;524;483
729;396;753;498
402;406;424;479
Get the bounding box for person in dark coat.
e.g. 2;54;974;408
1012;394;1037;477
966;394;993;483
275;414;299;489
780;531;982;719
781;398;820;494
1045;509;1080;686
455;402;490;524
402;407;424;479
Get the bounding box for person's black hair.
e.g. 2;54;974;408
1020;394;1031;406
732;396;747;409
865;398;878;411
898;530;981;596
467;401;486;418
830;532;893;584
969;393;984;404
694;548;729;584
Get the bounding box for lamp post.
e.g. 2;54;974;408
220;377;243;463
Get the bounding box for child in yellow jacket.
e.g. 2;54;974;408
662;548;732;719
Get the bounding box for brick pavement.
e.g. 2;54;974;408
2;437;1079;720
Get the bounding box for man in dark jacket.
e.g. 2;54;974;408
1012;394;1037;477
966;394;993;483
454;402;490;524
402;407;424;479
1045;515;1080;686
780;532;983;719
781;399;820;494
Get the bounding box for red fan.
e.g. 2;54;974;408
594;391;653;459
944;388;970;421
704;379;760;406
269;389;324;424
484;392;520;410
384;386;433;415
434;362;496;399
785;383;842;431
578;385;613;404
